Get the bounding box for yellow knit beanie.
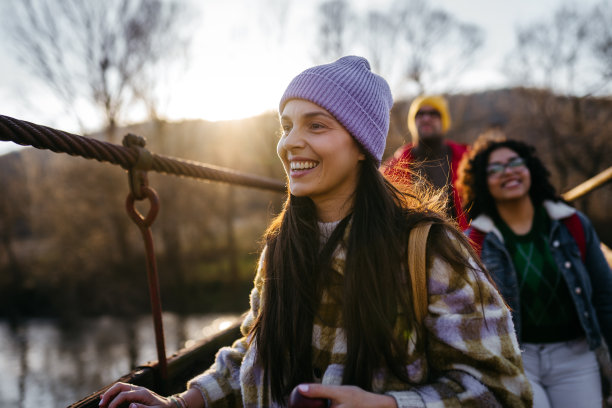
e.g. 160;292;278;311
407;95;451;139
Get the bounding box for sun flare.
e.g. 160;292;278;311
166;66;286;122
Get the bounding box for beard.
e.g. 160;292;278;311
417;131;444;147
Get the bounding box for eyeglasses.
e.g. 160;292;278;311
486;157;527;177
415;109;441;119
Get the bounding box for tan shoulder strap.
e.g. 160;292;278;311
408;222;433;327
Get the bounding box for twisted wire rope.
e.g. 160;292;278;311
0;115;285;192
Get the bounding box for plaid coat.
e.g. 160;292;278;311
188;232;532;407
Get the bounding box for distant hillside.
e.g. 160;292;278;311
0;87;610;318
2;87;610;239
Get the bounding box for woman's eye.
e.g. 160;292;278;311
310;122;325;130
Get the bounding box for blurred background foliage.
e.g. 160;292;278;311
0;0;610;322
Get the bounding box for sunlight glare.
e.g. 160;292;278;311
165;0;307;122
166;64;287;122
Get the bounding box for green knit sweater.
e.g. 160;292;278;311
496;206;583;343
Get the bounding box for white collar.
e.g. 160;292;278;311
543;200;575;220
469;200;575;240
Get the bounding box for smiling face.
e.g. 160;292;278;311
486;147;531;203
277;99;365;220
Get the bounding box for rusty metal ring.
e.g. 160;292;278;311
125;186;160;229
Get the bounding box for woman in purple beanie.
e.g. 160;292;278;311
100;56;531;408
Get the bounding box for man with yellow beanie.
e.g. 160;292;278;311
383;95;469;229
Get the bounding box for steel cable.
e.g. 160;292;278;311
0;114;285;192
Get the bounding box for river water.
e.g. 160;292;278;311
0;313;241;408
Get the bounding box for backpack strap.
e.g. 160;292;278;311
408;222;433;326
562;213;586;262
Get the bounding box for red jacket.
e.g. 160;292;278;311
383;140;469;230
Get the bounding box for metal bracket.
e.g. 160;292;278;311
123;133;153;200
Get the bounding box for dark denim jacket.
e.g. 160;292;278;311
466;201;612;350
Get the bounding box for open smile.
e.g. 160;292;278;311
290;160;318;170
500;178;522;188
289;160;319;176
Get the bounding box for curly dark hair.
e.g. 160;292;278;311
458;136;561;220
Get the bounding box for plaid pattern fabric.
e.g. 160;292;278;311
188;235;532;407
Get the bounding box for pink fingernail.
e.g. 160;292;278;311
298;384;309;392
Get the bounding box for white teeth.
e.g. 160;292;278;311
502;179;520;188
290;161;318;170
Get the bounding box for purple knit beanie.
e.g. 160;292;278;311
279;56;393;165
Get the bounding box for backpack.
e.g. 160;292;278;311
468;212;586;261
562;212;586;262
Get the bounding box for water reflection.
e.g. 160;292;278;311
0;313;240;408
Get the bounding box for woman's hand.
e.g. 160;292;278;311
295;384;398;408
98;382;172;408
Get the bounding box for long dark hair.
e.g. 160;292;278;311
458;137;561;220
251;156;483;403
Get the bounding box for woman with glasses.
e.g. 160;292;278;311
458;134;612;408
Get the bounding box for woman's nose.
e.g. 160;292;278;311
502;164;517;175
280;127;305;150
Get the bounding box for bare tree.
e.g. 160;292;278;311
504;5;590;95
315;0;354;63
362;10;397;76
3;0;193;141
303;0;484;95
503;3;612;217
390;0;483;94
588;0;612;89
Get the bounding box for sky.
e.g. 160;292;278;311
0;0;600;156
